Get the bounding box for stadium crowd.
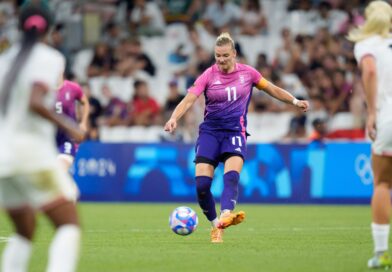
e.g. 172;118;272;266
0;0;371;142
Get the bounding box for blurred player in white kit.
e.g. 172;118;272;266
349;0;392;269
0;3;84;272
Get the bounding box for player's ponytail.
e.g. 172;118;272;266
0;5;52;114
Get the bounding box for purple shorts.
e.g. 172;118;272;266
194;130;247;167
58;141;78;157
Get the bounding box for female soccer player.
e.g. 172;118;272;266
164;32;309;243
348;1;392;268
56;79;90;172
0;4;84;272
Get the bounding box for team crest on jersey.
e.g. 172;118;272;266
239;75;244;84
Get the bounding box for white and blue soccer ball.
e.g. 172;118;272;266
169;206;198;236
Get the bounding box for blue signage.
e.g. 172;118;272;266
73;141;373;204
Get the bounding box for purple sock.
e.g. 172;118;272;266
195;176;217;221
221;171;239;211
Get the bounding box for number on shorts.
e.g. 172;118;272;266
231;136;242;146
64;142;72;154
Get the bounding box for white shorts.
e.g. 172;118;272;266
373;118;392;156
0;168;78;210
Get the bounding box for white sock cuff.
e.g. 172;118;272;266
11;234;32;246
372;223;390;232
57;224;80;232
211;218;219;227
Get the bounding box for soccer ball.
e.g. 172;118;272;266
169;206;198;236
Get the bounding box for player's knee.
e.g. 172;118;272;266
195;176;212;198
223;171;239;185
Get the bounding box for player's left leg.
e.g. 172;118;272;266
217;155;246;229
368;153;392;269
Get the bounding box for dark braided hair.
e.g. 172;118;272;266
0;4;52;115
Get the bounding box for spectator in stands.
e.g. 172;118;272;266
87;42;116;77
163;79;185;120
122;38;156;76
101;21;127;49
284;107;308;141
0;8;18;53
50;23;72;77
202;0;242;35
98;85;128;127
162;0;202;24
313;1;348;35
239;0;268;36
308;118;329;141
81;83;102;140
129;0;166;36
329;69;352;114
130;80;161;126
273;28;302;74
255;53;268;71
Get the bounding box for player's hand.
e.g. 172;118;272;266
296;100;309;112
65;120;86;143
79;122;88;134
164;118;177;133
367;114;377;141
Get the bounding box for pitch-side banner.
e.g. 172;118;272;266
72;141;373;203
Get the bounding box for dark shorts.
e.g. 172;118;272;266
58;141;78;157
194;130;246;167
56;130;79;157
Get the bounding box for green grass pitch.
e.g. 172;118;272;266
0;203;378;271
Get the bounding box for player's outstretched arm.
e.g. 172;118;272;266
256;78;309;112
164;92;198;133
30;82;86;142
78;93;90;133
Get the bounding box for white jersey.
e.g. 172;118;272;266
354;35;392;156
0;43;65;176
354;35;392;119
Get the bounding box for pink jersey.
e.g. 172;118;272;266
56;80;83;121
188;63;262;132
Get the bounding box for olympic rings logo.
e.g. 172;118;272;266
355;154;373;185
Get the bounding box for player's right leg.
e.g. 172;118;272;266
0;176;36;272
195;162;222;242
194;132;223;242
368;153;392;269
2;207;36;272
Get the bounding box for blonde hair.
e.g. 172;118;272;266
347;0;392;42
215;32;235;49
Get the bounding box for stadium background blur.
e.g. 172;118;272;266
0;0;376;204
0;0;369;143
0;1;384;271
